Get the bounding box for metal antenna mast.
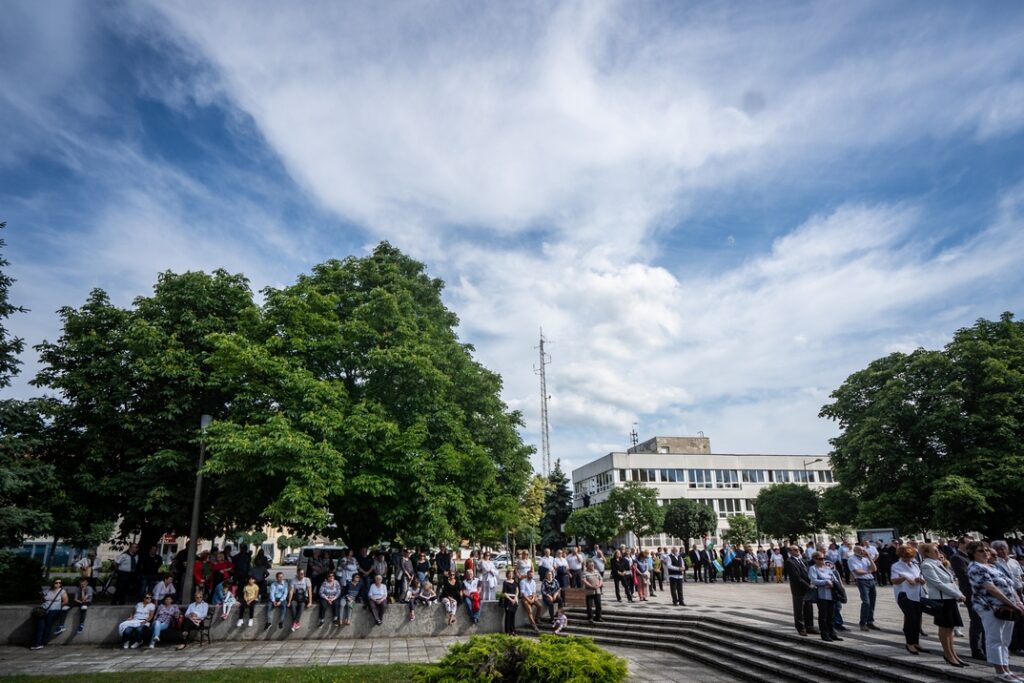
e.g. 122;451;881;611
534;328;552;476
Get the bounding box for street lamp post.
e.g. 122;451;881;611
182;415;213;603
802;457;824;479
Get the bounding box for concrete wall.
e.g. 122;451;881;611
2;602;528;647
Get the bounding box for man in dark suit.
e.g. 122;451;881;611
785;545;817;636
689;547;704;583
949;537;985;660
703;546;718;583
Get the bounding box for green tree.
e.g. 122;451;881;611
722;514;758;547
34;271;260;548
754;484;820;542
819;486;859;527
662;498;716;551
511;475;547;551
606;481;664;542
820;313;1024;538
539;460;571;550
203;244;532;547
564;503;619;546
0;223;57;546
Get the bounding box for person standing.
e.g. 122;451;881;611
501;570;519;635
992;540;1024;656
479;551;498;602
771;547;785;584
891;545;926;654
920;543;968;667
583;559;604;622
667;547;686;606
689;546;704;583
808;553;840;641
950;536;986;660
612;550;633;603
435;544;453;585
568;546;584;590
785;545;816;636
397;549;414;603
967;541;1024;682
848;545;879;631
75;552;102;590
113;543;139;605
592;547;606;579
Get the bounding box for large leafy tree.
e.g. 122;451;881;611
564;503;619;547
754;483;820;542
0;222;56;546
510;475;547;550
820;313;1024;538
722;514;758;547
606;481;664;542
34;270;264;548
662;498;716;551
204;243;533;548
539;460;572;550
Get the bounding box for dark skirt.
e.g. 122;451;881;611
933;598;963;628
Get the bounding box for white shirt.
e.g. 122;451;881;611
538;556;554;571
152;581;176;603
519;578;536;598
891;560;923;601
132;602;156;622
567;553;582;571
462;577;480;594
865;544;879;561
116;552;137;572
848;555;873;580
553;556;568;572
368;583;388;602
185;601;209;620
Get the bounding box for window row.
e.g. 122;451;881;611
582;467;834;494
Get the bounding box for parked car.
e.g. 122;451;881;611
282;553;300;566
493;553;510;569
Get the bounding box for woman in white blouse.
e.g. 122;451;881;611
478;552;498;602
891;545;927;654
919;543;967;668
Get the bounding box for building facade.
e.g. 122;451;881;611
571;436;834;547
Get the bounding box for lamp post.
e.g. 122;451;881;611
182;414;213;603
802;457;824;480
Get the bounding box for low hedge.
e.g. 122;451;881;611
414;633;627;683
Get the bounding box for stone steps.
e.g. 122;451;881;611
562;608;981;683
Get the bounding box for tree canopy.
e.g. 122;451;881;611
30;242;533;548
606;481;664;542
722;514;758;547
564;503;619;546
539;460;571;549
819;313;1024;538
662;498;716;551
754;483;820;541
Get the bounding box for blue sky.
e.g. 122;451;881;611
3;1;1024;476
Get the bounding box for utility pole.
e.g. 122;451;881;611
534;328;552;477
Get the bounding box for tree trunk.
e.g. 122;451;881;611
43;537;59;581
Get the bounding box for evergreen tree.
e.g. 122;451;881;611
539;460;572;549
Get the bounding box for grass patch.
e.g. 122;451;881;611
5;663;429;683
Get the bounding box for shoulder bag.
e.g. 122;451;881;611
31;589;64;620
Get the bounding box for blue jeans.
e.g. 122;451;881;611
834;599;844;626
151;619;172;643
265;601;287;624
856;580;876;626
33;610;61;647
464;597;481;622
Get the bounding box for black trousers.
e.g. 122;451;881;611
692;563;704;582
652;570;663;592
613;574;634;601
966;602;986;657
817;598;835;638
669;577;684;605
585;593;602;621
896;593;922;646
790;589;814;632
504;602;518;633
114;571;135;605
543;594;562;621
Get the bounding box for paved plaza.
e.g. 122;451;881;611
1;580;1017;681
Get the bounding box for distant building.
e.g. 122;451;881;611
571;436;834;547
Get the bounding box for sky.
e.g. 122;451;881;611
3;1;1024;478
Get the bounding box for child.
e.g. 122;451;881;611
552;606;567;635
238;576;259;627
405;578;421;621
213;578;237;620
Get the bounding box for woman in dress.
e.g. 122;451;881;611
118;592;156;649
515;550;532;580
553;550;569;591
966;541;1024;682
501;570;519;635
479;551;498;602
919;543;967;667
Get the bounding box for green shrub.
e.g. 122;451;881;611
0;551;44;603
414;633;627;683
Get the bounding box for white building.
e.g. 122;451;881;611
570;436;834;547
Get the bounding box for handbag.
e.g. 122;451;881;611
994;605;1017;621
32;588;65;620
803;588;819;604
919;597;942;616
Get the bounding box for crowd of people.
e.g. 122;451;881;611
28;536;1024;680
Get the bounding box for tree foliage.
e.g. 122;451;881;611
564;503;619;546
722;514;759;547
662;498;717;550
606;481;664;541
820;313;1024;537
30;243;533;549
539;460;571;549
511;475;548;549
754;484;820;541
819;486;859;527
